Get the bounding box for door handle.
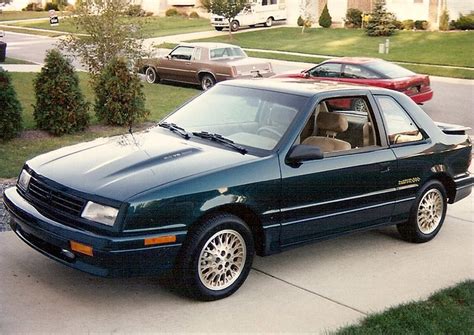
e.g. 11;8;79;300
185;62;192;65
379;163;391;173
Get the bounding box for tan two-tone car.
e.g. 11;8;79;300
139;42;274;90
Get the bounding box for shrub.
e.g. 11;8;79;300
393;20;403;30
44;2;59;11
297;15;304;27
126;4;144;17
344;8;362;28
94;58;148;127
414;20;428;30
145;11;154;17
189;11;200;19
451;13;474;30
402;19;414;30
319;4;332;28
33;49;89;136
439;9;449;31
366;0;396;36
0;69;23;141
165;8;178;17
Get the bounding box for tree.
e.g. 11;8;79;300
299;0;315;33
94;57;148;128
365;0;396;36
201;0;247;38
344;8;363;28
319;4;332;28
439;9;449;31
33;49;89;136
0;69;23;141
60;0;146;78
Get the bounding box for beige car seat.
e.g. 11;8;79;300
302;112;351;152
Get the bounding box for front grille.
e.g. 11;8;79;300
27;177;86;217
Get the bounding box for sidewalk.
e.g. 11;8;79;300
0;193;472;333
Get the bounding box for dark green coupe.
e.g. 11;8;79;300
4;79;472;301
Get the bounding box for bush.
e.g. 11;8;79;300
451;13;474;30
0;69;23;141
94;58;148;127
189;11;200;19
165;8;178;17
402;19;414;30
126;4;144;17
33;49;89;136
297;15;304;27
344;8;362;28
145;11;154;17
24;3;42;11
414;20;428;30
44;2;59;11
439;10;449;31
366;0;396;36
318;4;332;28
392;20;403;30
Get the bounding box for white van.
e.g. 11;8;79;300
211;0;287;32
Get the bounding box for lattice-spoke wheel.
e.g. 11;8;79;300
417;189;444;234
198;230;246;290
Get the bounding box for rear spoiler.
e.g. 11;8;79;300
435;122;471;135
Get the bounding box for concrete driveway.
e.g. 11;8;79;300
0;194;472;334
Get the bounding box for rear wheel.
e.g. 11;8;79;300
215;27;224;31
145;67;159;84
176;214;254;301
264;17;273;27
230;20;240;32
397;180;447;243
200;74;216;91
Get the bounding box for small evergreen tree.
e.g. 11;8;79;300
0;69;23;141
344;8;362;28
33;49;89;136
366;0;396;36
319;4;332;28
439;10;449;31
94;58;148;128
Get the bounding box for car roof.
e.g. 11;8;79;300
177;42;241;50
323;57;382;65
220;78;390;97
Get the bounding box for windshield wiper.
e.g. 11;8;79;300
192;131;247;154
159;122;190;139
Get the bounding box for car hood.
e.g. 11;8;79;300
27;129;258;202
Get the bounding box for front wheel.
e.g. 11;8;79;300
176;214;255;301
230;20;240;32
200;74;216;91
397;180;447;243
145;67;159;84
264;17;273;27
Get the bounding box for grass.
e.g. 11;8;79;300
0;72;200;178
194;28;474;68
5;16;211;38
1;57;36;64
0;25;63;37
335;280;474;335
0;11;52;22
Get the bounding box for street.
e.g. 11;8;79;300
1;31;473;134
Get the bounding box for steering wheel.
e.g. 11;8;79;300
257;126;283;140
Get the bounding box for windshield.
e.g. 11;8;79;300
164;85;308;151
210;47;247;59
366;60;415;79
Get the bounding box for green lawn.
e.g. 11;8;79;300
194;28;474;68
0;11;52;22
0;72;199;178
6;16;211;38
1;57;36;64
335;280;474;335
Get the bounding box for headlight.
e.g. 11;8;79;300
81;201;119;226
18;169;32;191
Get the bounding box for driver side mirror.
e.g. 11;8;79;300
286;144;324;166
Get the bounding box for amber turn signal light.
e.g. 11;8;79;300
144;235;176;246
70;240;94;256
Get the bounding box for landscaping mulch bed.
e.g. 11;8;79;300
0;178;15;232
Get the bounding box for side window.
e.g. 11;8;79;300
376;96;424;145
298;96;379;153
169;47;194;61
270;0;277;4
262;0;268;5
309;63;341;78
343;64;380;79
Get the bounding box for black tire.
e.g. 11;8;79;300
200;73;216;91
230;20;240;32
264;17;273;27
397;180;447;243
215;27;224;31
145;67;159;84
176;214;255;301
351;98;368;113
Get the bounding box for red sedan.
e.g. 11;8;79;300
272;57;433;104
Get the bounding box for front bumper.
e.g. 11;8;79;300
4;187;183;278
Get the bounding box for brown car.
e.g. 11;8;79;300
139;42;274;90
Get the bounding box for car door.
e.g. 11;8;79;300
278;93;398;247
157;46;195;83
307;62;342;81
